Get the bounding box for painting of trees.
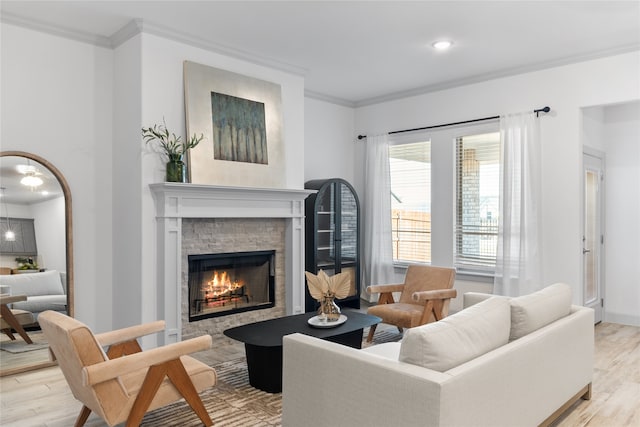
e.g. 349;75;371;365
211;92;268;164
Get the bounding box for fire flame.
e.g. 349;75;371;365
204;271;243;298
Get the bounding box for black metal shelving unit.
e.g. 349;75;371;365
304;178;360;312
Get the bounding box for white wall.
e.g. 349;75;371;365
1;23;114;330
603;101;640;325
31;197;66;272
304;97;356;184
354;51;640;309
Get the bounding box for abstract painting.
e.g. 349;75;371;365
210;92;268;164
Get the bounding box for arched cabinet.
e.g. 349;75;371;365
304;178;360;312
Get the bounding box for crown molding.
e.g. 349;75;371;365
1;11;112;48
355;44;640;108
112;19;308;78
109;18;142;48
304;90;355;108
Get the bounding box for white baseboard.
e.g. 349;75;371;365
604;311;640;327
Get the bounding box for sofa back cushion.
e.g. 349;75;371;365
509;282;572;341
0;270;65;296
399;296;511;372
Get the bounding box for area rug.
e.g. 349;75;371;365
0;331;49;353
141;328;402;426
141;357;282;426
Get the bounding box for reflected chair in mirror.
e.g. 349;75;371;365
39;311;217;427
0;294;34;343
366;265;456;342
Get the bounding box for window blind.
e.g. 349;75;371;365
454;132;500;270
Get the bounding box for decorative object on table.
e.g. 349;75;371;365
14;257;38;271
305;269;351;322
141;119;204;182
183;61;285;187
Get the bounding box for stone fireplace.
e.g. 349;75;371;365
150;183;314;345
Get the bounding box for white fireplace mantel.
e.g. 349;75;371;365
150;183;315;344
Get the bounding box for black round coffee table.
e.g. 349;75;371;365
224;309;380;393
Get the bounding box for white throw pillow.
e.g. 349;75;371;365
399;296;511;372
509;282;572;341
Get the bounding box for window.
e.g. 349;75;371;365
389;141;431;263
388;123;500;273
454;132;500;270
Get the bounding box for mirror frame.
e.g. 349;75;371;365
0;150;74;375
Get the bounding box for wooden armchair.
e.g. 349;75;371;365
0;294;34;343
366;265;456;342
38;310;216;427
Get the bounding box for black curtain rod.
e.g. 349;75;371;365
357;106;550;140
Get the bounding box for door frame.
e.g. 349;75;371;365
582;148;605;323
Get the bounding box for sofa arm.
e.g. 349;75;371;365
282;333;450;427
463;292;498;308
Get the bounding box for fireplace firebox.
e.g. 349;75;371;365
188;250;275;321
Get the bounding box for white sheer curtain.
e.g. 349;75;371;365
362;134;395;301
494;112;543;297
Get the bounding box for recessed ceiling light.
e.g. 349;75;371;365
432;40;453;50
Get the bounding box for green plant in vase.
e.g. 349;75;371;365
141;120;204;182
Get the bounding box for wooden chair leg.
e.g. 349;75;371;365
74;405;92;427
126;363;167;427
366;324;377;342
126;359;213;427
0;305;33;344
166;359;213;426
2;328;16;340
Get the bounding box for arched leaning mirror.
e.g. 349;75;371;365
0;151;73;376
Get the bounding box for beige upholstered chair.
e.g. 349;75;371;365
0;294;35;343
366;265;456;342
39;310;216;427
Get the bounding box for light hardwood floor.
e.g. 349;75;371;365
0;322;638;426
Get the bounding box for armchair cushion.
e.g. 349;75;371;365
399;296;510;372
510;282;572;341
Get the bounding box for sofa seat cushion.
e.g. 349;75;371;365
510;282;572;341
399;296;511;372
13;294;67;316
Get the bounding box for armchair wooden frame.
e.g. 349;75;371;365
366;265;456;342
39;311;216;427
0;294;34;343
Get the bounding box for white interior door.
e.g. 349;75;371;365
582;152;604;323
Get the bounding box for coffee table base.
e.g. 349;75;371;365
245;329;364;393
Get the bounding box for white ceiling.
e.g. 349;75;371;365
0;156;63;205
2;1;639;106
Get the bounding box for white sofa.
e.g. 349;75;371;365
282;283;594;427
0;270;67;320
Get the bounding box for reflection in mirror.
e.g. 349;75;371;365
0;151;73;376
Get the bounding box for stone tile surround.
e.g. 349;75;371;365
181;218;287;344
